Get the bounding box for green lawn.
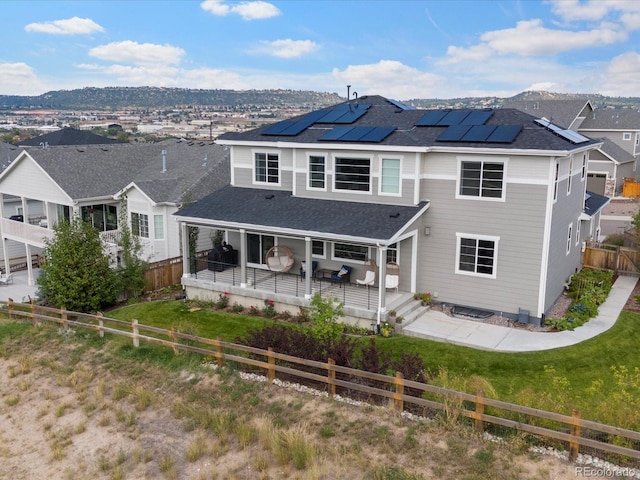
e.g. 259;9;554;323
108;301;640;424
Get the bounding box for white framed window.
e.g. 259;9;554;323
623;132;632;141
567;223;573;255
380;157;401;195
312;240;325;258
581;154;587;181
576;219;581;246
333;243;368;263
455;233;499;279
567;158;573;195
553;162;559;202
386;243;398;263
131;212;149;238
308;155;326;190
334;157;371;192
254;152;279;184
154;214;164;240
457;160;505;200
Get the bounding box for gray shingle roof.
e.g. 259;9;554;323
218;95;600;152
175;185;428;242
597;137;636;164
584;191;609;216
18;127;124;146
0;141;21;169
502;99;592;129
579;109;640;130
20;139;229;204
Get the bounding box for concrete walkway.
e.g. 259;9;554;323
0;269;40;303
403;275;638;352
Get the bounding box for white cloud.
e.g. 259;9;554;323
599;51;640;96
331;60;449;99
88;41;185;66
547;0;640;23
621;11;640;30
252;39;318;58
200;0;281;20
24;16;104;35
444;19;627;63
0;63;45;95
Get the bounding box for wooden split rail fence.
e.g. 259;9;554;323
2;299;639;464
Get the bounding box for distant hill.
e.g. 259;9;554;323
0;87;639;111
0;87;344;110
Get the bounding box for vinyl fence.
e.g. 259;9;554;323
2;300;640;465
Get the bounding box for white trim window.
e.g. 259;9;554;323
334;157;371;192
154;214;164;240
581;154;587;181
567;157;573;194
333;242;368;263
567;223;573;255
456;233;498;278
623;132;632;141
380;157;401;195
131;212;149;238
386;243;398;263
312;240;325;258
458;160;505;200
254;152;279;184
308;155;326;190
576;219;581;246
553;162;559;202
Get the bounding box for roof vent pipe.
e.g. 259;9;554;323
161;149;167;173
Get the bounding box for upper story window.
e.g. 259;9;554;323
308;155;325;189
567;158;573;194
255;152;279;184
380;158;401;195
456;233;498;278
458;160;504;200
335;157;371;192
623;132;632;141
581;154;587;181
566;223;573;255
131;212;149;238
553;163;559;201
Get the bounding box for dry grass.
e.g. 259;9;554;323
0;319;583;480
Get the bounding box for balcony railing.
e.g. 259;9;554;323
0;217;54;248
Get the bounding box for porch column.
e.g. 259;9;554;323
181;222;190;277
304;237;312;298
377;246;387;327
0;194;8;274
21;197;28;223
239;229;248;288
25;243;34;286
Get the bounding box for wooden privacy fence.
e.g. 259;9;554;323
143;250;209;293
2;299;640;464
583;244;640;276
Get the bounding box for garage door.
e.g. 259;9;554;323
587;173;606;195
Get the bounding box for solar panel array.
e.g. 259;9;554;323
262;103;371;136
435;124;523;143
416;109;494;126
319;126;396;143
534;118;590;144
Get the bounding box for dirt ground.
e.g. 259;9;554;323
0;323;588;480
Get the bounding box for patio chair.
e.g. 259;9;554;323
265;245;295;273
0;273;13;285
331;265;352;283
385;262;400;292
356;258;377;287
300;260;318;280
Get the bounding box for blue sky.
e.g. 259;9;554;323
1;0;639;99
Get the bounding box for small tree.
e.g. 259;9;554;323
37;217;120;313
309;293;344;343
117;197;147;299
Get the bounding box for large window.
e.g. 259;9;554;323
333;243;368;262
335;157;370;192
255;153;279;184
380;158;400;194
131;212;149;238
456;234;498;278
308;155;325;189
459;161;504;199
247;234;274;265
154;214;164;240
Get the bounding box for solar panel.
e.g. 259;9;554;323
340;126;376;141
460;109;494;125
388;98;416;110
416;110;450;126
315;103;370;124
359;126;396;142
534;118;590;144
436;125;472;141
486;125;522;143
262;109;329;136
318;126;354;141
263;121;297;135
461;125;497;142
437;110;472;126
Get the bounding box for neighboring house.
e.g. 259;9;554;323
506;100;640;197
175;95;604;326
0;139;229;285
17;127;125;147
